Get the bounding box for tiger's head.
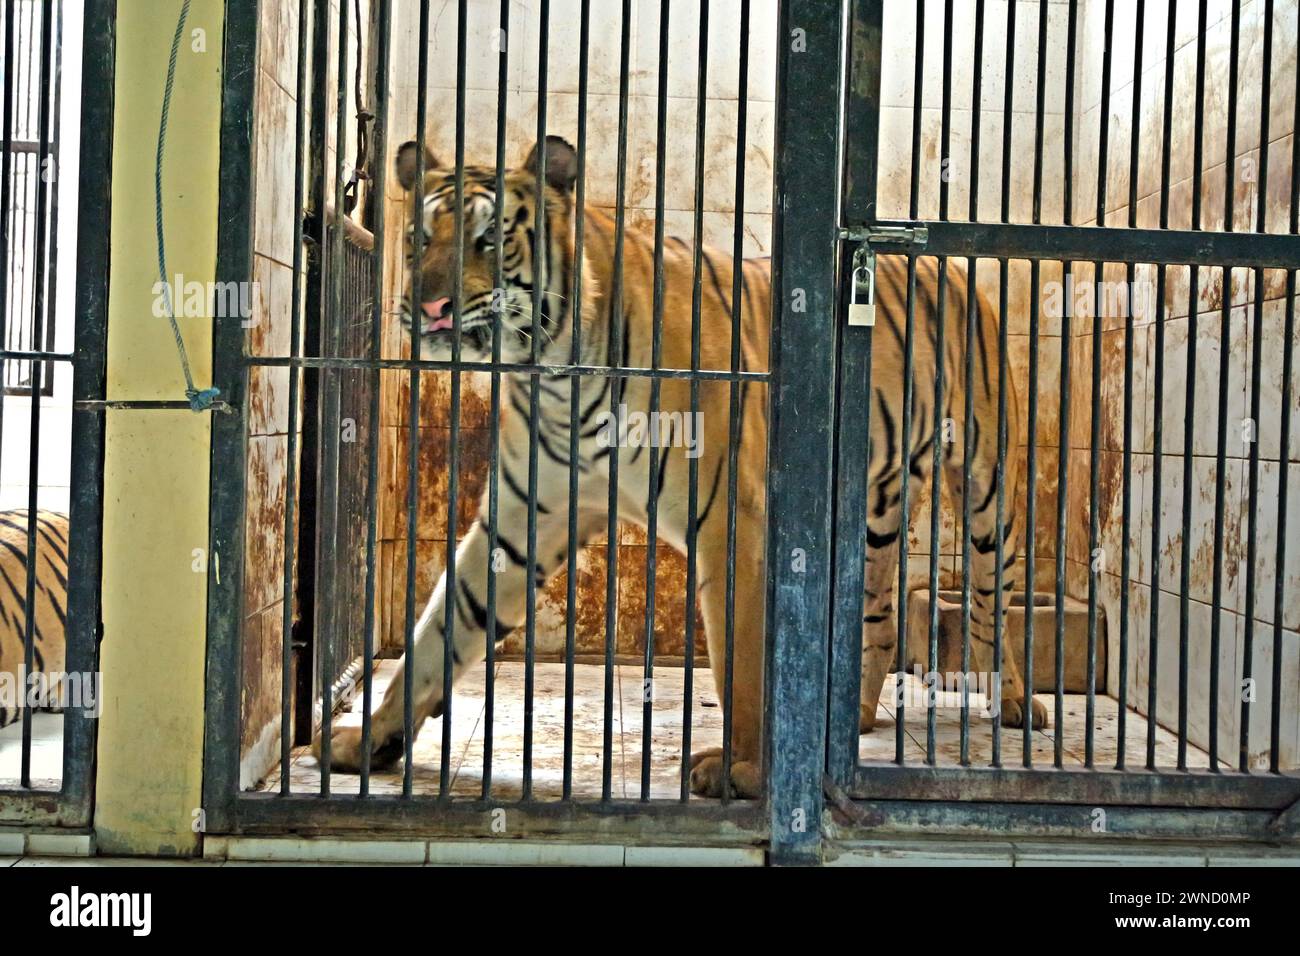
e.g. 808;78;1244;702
394;135;580;364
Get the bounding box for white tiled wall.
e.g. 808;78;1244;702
1071;0;1298;766
385;0;776;255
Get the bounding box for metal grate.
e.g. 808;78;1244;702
301;220;376;740
201;0;1299;860
0;0;107;831
1;0;61;397
827;0;1300;838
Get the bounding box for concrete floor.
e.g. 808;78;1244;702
257;659;1214;799
0;662;1212;795
0;711;63;790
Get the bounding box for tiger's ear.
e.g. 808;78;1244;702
524;135;579;193
395;141;440;191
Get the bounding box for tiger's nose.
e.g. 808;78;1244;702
422;296;452;320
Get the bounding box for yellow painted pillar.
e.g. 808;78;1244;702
94;0;226;856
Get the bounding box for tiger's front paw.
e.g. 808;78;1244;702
688;749;761;799
311;724;404;773
999;695;1048;730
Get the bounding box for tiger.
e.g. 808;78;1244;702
0;509;68;728
314;135;1047;798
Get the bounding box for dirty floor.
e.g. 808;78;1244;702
254;660;1216;799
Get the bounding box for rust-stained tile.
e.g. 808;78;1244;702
1024;437;1062;562
1008;331;1063;450
248;254;293;359
1242;460;1300;632
1252;296;1300;464
385;426;486;542
615;543;709;660
252;68;296;267
248;365;291;439
244;435;288;619
1264;134;1295;234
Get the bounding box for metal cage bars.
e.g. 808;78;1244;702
203;0;823;851
830;0;1300;837
0;0;107;829
198;0;1300;856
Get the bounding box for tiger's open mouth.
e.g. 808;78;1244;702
400;309;495;356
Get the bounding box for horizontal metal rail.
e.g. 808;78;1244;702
222;793;765;842
853;764;1300;809
244;354;771;382
0;348;72;362
829;800;1296;843
861;219;1300;269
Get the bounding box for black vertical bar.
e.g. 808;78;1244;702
1085;0;1114;769
959;0;985;766
926;0;955;767
679;0;709;803
294;0;331;747
561;0;587;801
281;0;312;797
827;0;882;785
441;0;468;801
358;0;391;799
61;0;113;825
1147;2;1176;770
0;0;14;452
484;0;511;800
20;0;54;788
1178;0;1209;772
601;0;632;803
1271;5;1298;775
639;0;671;801
1024;0;1048;768
1117;0;1144;771
893;0;924;768
522;0;549;801
1276;268;1296;772
766;0;842;865
1209;0;1241;773
319;0;352;798
991;0;1016;770
403;0;431;797
1241;0;1272;774
1053;0;1078;771
42;0;62;402
203;0;257;832
719;0;752;806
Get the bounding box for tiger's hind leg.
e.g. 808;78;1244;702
687;501;766;800
946;450;1047;730
859;479;905;734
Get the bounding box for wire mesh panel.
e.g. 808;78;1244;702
828;0;1300;839
297;221;376;740
205;0;845;847
0;0;104;829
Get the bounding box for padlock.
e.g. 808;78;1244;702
848;261;876;327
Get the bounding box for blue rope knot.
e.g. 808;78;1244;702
158;0;216;414
186;387;221;413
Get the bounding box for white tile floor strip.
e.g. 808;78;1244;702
15;837;1293;866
